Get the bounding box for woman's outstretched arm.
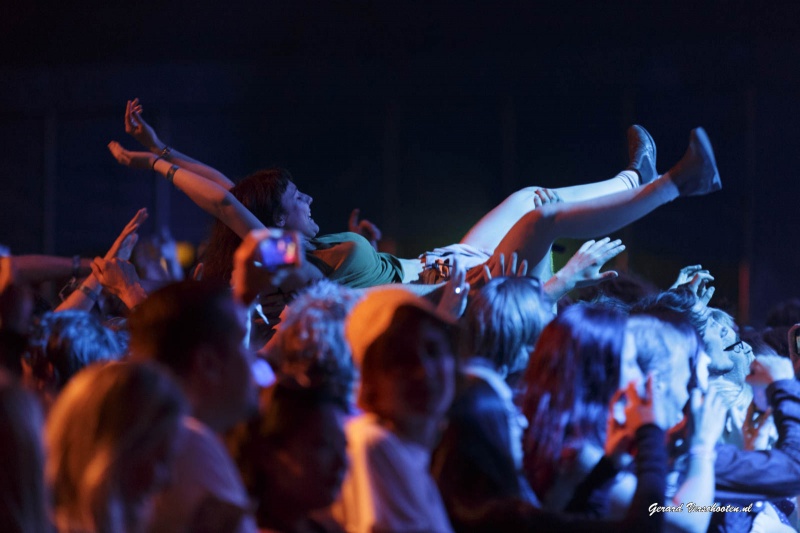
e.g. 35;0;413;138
56;208;148;312
124;98;235;190
108;141;264;239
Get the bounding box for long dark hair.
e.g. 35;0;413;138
521;304;624;498
202;168;293;283
433;376;521;503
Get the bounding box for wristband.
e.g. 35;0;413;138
160;146;173;160
688;444;717;461
79;285;100;302
151;155;162;170
165;165;179;184
71;255;81;278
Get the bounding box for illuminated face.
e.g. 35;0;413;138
703;318;735;377
277;182;319;240
378;317;456;423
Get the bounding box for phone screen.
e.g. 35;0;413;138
255;232;300;270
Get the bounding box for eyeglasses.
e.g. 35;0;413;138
723;340;744;354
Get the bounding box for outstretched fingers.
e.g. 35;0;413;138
108;141;131;166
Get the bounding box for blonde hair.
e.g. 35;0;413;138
45;362;185;533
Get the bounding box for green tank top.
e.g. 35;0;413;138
305;232;404;288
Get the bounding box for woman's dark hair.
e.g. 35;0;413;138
433;376;521;507
521;304;625;498
203;168;293;283
237;378;346;521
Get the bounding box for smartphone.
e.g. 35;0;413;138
253;229;302;271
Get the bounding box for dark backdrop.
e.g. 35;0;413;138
1;1;798;325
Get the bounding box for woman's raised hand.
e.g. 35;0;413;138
348;208;383;251
105;208;148;261
556;237;625;290
108;141;156;170
125;98;161;150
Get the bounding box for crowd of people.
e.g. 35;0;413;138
0;99;798;533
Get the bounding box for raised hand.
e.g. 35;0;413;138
105;208;148;261
742;403;775;451
108;141;156;170
125;98;161;150
671;264;715;307
605;376;657;458
531;187;562;208
348;208;383;250
548;238;625;299
231;229;294;305
91;257;147;310
482;251;529;282
671;264;705;289
437;257;470;320
746;355;795;387
688;382;727;451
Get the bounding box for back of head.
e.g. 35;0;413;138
29;310;124;391
268;280;360;406
45;362;186;533
627;312;701;381
766;298;800;328
240;378;347;525
521;303;624;496
433;376;520;506
128;280;238;377
571;271;658;308
0;371;48;533
463;277;551;374
631;288;708;337
203;168;293;283
762;326;790;357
